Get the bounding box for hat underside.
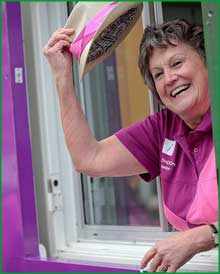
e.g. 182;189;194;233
86;7;138;64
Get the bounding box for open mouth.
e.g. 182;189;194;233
171;84;191;98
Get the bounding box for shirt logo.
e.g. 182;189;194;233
162;138;176;156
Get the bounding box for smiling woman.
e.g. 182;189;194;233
44;13;218;271
2;0;218;272
149;43;210;129
116;19;217;272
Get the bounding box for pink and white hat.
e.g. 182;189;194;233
64;2;143;78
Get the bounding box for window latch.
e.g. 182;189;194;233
47;176;63;212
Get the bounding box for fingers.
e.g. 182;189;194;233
148;255;162;272
140;247;157;270
141;263;176;273
43;28;74;53
47;33;72;47
54;28;75;37
166;265;177;272
140;246;177;273
156;264;176;272
156;265;169;272
48;28;74;45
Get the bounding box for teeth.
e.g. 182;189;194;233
171;85;190;97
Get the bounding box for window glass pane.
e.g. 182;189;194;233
82;176;159;226
162;2;202;24
81;18;160;226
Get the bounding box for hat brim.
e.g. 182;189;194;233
65;3;110;40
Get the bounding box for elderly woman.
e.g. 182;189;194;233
44;19;218;272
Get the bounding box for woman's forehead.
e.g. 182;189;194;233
149;43;192;69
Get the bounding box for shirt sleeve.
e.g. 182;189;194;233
115;111;164;182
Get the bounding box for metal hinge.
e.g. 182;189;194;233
47;176;63;212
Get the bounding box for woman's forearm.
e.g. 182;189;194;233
55;75;98;171
43;28;98;172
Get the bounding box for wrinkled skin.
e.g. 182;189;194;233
43;28;74;79
140;224;216;272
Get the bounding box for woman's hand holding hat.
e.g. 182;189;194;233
43;28;74;79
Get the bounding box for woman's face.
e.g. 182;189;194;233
149;43;210;127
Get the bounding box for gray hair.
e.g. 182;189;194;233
138;19;205;104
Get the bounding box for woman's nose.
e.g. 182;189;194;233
164;70;178;85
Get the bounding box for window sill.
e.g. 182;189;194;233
56;240;218;272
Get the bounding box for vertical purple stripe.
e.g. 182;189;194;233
3;2;39;267
2;2;25;270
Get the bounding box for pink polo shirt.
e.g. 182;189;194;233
115;108;218;231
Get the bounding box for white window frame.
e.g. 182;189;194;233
71;1;169;236
21;2;218;272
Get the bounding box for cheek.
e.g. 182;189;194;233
190;61;208;83
155;82;164;97
193;69;209;92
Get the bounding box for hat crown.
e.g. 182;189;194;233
65;2;143;78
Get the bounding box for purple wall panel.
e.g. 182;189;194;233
2;2;25;270
2;2;136;272
4;2;40;258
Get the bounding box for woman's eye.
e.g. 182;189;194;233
154;72;163;79
172;61;182;67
